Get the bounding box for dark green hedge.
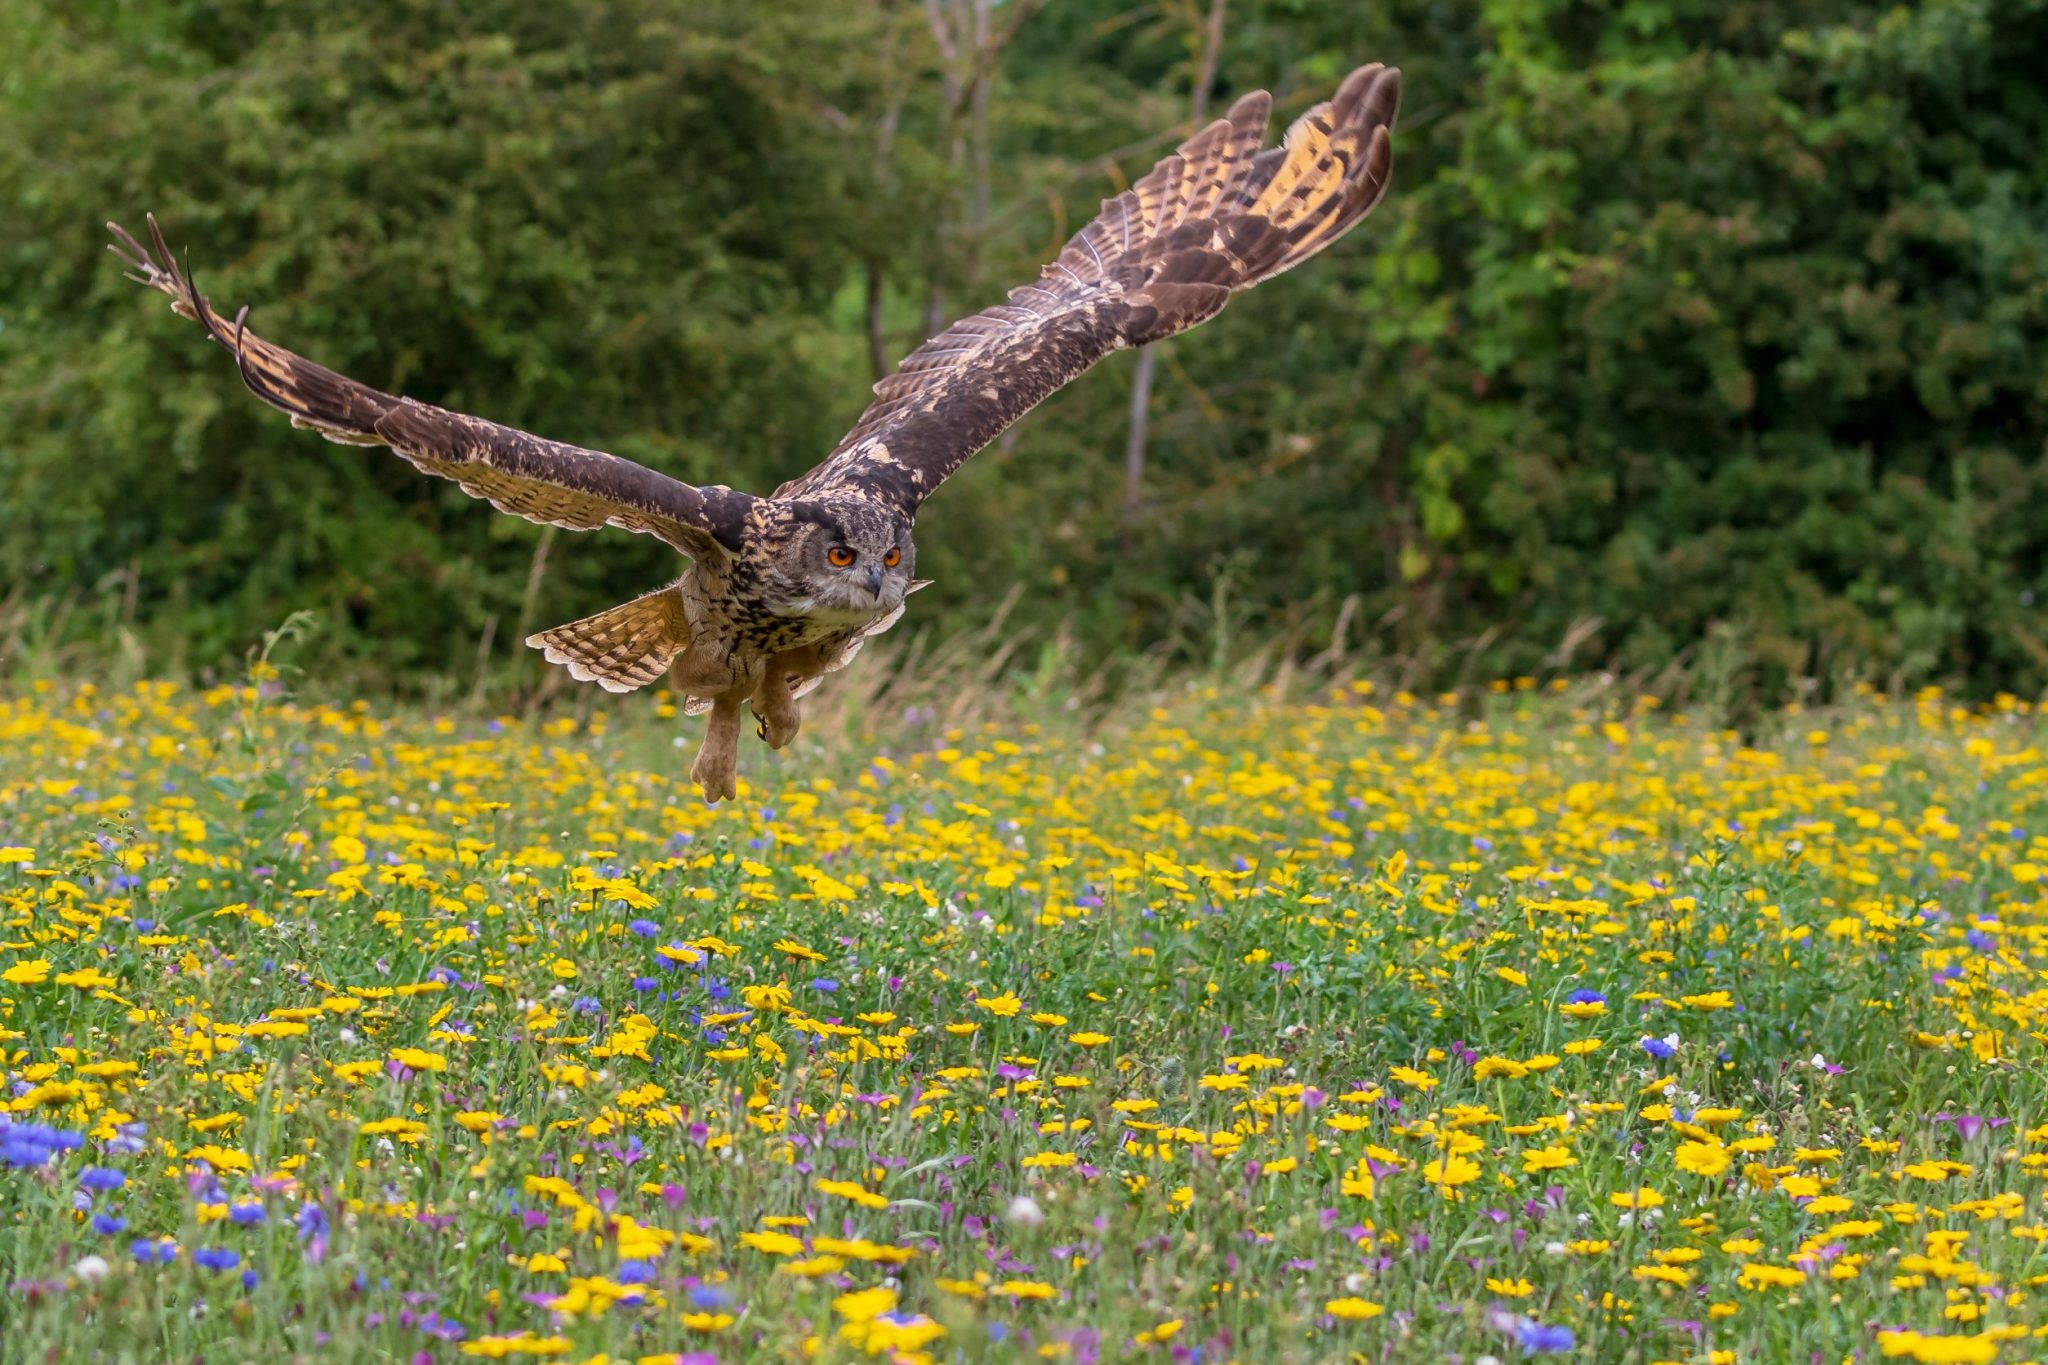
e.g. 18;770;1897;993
5;0;2044;698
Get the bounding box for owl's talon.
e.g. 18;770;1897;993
755;716;770;742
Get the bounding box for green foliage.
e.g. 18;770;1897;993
4;0;2046;698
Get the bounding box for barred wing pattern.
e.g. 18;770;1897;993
784;62;1401;513
108;217;755;561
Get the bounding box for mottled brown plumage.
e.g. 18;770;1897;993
110;61;1399;802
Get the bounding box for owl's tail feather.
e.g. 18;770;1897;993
527;587;689;694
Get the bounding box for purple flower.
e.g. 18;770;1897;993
1639;1035;1678;1060
79;1166;127;1193
230;1201;267;1226
92;1213;128;1235
131;1240;177;1265
628;919;660;939
1932;1112;2009;1141
1566;989;1605;1005
193;1247;240;1272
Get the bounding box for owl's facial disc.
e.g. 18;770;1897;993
807;521;914;614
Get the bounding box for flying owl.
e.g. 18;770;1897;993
110;62;1400;803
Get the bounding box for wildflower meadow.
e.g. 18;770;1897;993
2;672;2045;1363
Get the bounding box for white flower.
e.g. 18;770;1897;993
1005;1194;1044;1228
72;1254;110;1284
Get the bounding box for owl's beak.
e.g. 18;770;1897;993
863;564;884;597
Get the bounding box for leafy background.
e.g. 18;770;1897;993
4;0;2045;701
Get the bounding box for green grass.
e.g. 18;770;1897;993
1;674;2045;1364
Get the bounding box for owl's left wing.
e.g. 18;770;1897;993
783;62;1400;512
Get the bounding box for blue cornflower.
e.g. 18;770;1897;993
0;1119;85;1168
1516;1320;1574;1354
811;977;840;993
131;1239;177;1265
631;976;659;992
628;919;661;938
1566;989;1606;1005
79;1166;127;1193
617;1259;656;1284
193;1247;240;1272
295;1202;329;1243
229;1201;267;1226
92;1213;128;1236
1639;1035;1678;1060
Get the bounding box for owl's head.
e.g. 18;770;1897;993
767;500;917;619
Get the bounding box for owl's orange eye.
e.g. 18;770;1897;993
827;545;857;568
883;547;901;569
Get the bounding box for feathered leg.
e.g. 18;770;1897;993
750;649;813;750
691;696;743;804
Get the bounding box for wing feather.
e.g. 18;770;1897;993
109;216;755;560
783;62;1400;512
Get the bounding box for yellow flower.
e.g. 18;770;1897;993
1738;1263;1806;1290
1610;1187;1665;1209
679;1313;733;1332
1682;991;1735;1010
832;1285;897;1321
460;1334;572;1358
739;1230;804;1256
1875;1331;1998;1364
973;991;1023;1018
1422;1155;1480;1190
389;1047;446;1072
1068;1031;1110;1047
995;1280;1058;1300
1675;1141;1731;1178
816;1179;888;1210
773;939;825;963
1472;1056;1528;1080
1388;1066;1437;1090
1522;1145;1576;1174
2;959;51;986
1324;1297;1383;1321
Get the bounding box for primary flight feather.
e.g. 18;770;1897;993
111;61;1400;802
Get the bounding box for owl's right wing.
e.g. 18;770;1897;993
782;62;1399;513
109;216;756;562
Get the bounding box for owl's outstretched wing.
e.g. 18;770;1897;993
782;61;1400;512
109;216;756;561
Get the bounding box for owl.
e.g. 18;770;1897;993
110;62;1400;802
